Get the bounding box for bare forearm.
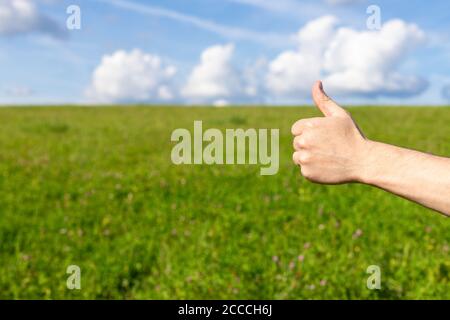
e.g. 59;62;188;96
292;81;450;217
359;140;450;216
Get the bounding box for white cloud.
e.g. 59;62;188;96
266;15;338;98
182;44;270;104
86;49;177;103
0;0;64;38
323;19;427;96
181;44;241;102
265;16;427;100
157;86;174;101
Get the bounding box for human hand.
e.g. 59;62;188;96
291;81;368;184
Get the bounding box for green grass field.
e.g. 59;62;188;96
0;106;448;299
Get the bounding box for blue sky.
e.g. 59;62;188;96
0;0;450;105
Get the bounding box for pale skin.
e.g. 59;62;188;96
292;81;450;217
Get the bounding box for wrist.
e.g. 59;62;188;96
354;139;382;185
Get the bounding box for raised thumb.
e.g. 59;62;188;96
312;80;348;117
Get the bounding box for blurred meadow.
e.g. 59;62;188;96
0;106;449;299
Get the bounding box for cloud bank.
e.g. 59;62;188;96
87;16;427;104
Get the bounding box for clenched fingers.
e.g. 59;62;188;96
291;117;323;136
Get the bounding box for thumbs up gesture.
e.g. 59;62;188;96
291;81;368;184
